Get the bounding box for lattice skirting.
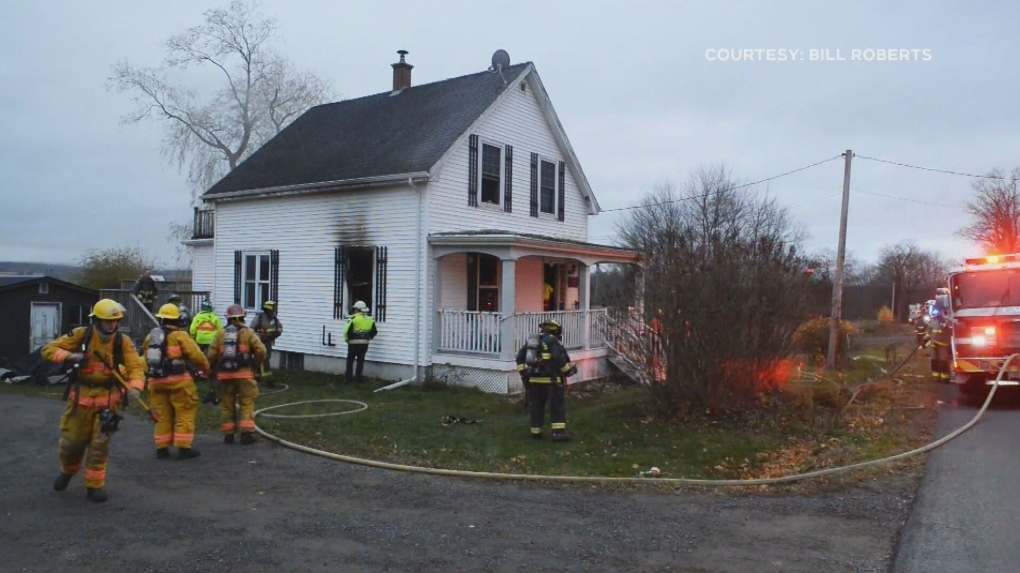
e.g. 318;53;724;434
431;356;611;395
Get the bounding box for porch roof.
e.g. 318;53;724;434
429;230;642;264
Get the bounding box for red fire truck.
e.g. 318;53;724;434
948;254;1020;394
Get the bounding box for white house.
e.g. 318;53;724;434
187;51;641;394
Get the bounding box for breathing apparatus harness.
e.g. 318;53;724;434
62;325;126;434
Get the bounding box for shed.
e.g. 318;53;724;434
0;275;98;367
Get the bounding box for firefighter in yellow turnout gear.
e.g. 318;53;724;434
144;304;211;460
208;304;266;445
42;299;144;502
925;302;953;384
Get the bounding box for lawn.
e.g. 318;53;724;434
2;329;938;484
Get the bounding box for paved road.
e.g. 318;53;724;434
893;385;1020;573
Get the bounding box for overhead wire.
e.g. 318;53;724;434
856;155;1019;181
600;154;844;213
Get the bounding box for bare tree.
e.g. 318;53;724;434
109;0;334;198
957;168;1020;254
615;166;811;417
873;242;949;320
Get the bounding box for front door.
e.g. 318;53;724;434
30;302;60;351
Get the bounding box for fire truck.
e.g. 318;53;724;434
948;254;1020;394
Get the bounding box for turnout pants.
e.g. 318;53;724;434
931;345;951;382
346;344;369;381
58;401;115;489
529;378;566;435
259;342;274;380
219;378;259;435
149;384;199;450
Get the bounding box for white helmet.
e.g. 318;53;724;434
353;300;369;312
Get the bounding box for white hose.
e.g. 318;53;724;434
253;355;1013;485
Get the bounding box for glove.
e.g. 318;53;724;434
66;352;86;364
128;388;142;402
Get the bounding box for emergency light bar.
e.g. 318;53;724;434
964;254;1020;265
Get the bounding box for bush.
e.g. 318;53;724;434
793;316;858;365
877;306;895;329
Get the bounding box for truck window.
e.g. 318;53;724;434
952;270;1020;309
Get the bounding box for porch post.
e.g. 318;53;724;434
500;258;517;360
432;256;442;361
579;263;590;349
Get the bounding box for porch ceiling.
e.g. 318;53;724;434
429;230;642;264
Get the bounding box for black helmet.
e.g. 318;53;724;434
539;320;561;332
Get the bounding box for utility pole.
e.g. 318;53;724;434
827;150;853;369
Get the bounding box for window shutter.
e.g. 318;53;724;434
529;153;539;217
557;161;566;222
375;246;388;322
468;134;479;207
233;250;242;304
333;246;346;319
270;249;280;304
467;253;478;311
503;144;513;212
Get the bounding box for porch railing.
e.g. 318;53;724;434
436;308;609;355
99;289;211;344
193;207;214;239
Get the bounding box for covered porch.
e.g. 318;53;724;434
428;231;641;393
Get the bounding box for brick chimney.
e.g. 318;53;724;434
391;50;413;91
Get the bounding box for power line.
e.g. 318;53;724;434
856;189;960;209
856;155;1018;180
600;155;844;213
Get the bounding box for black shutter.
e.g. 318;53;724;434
333;246;346;319
467;253;478;311
233;250;242;304
375;246;388;322
557;161;566;222
468;134;479;207
529;153;539;217
503;144;513;213
270;249;280;305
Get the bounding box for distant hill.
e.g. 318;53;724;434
0;261;81;282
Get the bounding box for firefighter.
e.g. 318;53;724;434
249;300;283;386
42;298;144;503
189;300;223;354
168;293;191;328
515;320;576;442
913;304;930;347
926;302;953;384
343;301;377;383
208;304;266;445
132;268;158;312
144;304;210;460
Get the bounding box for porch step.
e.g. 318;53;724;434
605;346;649;385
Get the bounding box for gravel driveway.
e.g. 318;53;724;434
1;394;920;572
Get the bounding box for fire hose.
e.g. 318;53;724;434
250;354;1014;486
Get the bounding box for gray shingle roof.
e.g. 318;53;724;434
203;63;532;198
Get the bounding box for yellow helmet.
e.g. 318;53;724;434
90;299;124;320
155;303;181;320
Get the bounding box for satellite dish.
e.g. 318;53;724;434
491;49;510;70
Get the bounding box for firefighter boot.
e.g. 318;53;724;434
178;448;201;460
240;432;256;445
156;448;170;459
223;434;234;444
552;430;572;443
53;473;73;491
86;487;108;503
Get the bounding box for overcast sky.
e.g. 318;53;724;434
2;0;1018;267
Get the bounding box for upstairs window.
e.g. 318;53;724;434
539;159;557;215
481;143;502;205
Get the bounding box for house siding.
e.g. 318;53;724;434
191;244;214;296
209;186;424;379
515;258;544;312
426;70;589;241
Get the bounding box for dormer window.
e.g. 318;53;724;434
480;143;502;205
